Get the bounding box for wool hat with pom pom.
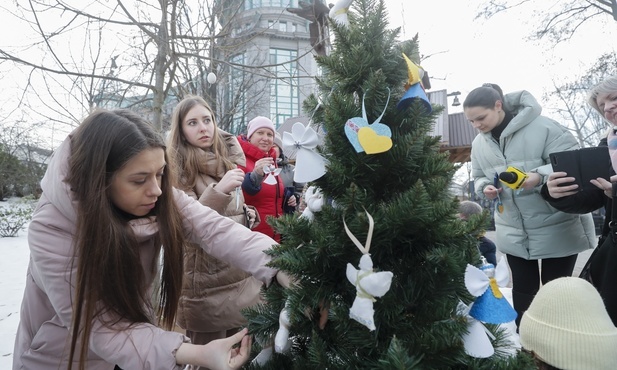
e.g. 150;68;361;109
519;277;617;370
247;116;275;139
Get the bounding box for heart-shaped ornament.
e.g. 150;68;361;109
345;117;392;153
358;127;392;154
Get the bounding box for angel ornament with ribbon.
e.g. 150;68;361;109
464;257;517;325
344;211;393;331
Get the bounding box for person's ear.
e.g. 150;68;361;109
494;100;503;112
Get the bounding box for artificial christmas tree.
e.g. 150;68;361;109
244;1;534;368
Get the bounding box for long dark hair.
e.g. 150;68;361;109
65;109;185;370
463;83;505;109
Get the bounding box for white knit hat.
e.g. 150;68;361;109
520;277;617;370
247;116;275;139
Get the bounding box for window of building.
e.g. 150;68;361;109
228;53;247;134
291;23;297;32
279;21;287;32
245;0;298;10
269;48;299;127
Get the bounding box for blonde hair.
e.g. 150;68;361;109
587;75;617;118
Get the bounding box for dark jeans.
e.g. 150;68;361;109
506;253;578;327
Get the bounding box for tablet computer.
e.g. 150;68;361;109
549;146;611;191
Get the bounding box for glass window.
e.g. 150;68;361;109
269;48;299;127
245;0;298;9
279;21;287;32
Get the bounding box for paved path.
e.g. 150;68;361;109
484;230;594;278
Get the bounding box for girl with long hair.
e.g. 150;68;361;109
167;96;263;366
12;109;285;370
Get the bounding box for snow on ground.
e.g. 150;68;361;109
0;222;30;369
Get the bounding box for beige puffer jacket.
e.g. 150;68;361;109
176;131;264;333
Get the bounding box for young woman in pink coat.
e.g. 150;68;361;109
166;96;263;365
12;109;287;370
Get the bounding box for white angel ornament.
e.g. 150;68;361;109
465;257;517;324
274;305;292;353
329;0;353;27
343;210;393;331
282;122;327;183
300;186;324;221
346;253;393;331
263;164;282;185
251;303;292;365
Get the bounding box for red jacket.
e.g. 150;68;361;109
237;136;283;242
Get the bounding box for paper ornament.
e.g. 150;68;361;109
457;301;495;358
396;53;432;113
329;0;353;27
207;72;217;84
465;257;517;325
343;210;393;331
299;186;324;221
282;122;327;183
263;164;281;185
344;91;392;154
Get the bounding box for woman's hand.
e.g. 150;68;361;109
590;174;617;199
254;157;275;177
216;169;245;194
287;194;297;207
175;328;252;370
483;185;502;200
244;205;257;228
521;172;542;190
547;171;579;199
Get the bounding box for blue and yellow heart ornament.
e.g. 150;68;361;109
344;90;392;154
396;53;432;114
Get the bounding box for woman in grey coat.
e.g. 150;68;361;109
463;83;595;328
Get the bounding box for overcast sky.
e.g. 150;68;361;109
388;0;617;113
1;1;615;135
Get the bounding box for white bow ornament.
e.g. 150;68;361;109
282;122;327;183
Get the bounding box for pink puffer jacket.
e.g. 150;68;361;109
12;136;278;370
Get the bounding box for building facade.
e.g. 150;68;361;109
220;0;322;134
